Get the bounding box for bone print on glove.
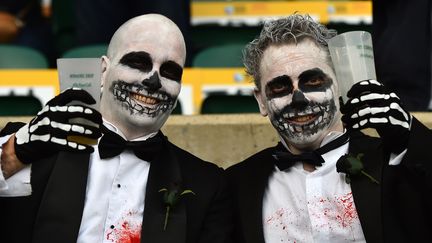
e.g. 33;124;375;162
340;80;412;154
14;88;103;164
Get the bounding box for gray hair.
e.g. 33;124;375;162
243;14;337;88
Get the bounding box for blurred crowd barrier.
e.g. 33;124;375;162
1;112;430;168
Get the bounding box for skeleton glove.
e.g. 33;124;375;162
340;80;411;154
14;88;103;164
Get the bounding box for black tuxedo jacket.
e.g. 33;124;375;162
0;134;233;243
227;118;432;243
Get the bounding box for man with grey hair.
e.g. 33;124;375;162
227;14;431;243
0;14;233;243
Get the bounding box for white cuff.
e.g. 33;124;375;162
0;165;32;197
0;134;32;196
0;134;12;190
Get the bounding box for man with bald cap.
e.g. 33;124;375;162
0;14;233;243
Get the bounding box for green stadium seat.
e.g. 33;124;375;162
0;94;42;116
61;44;108;58
52;0;77;55
192;43;245;67
200;94;259;114
0;45;49;69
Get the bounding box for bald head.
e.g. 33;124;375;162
100;14;187;139
107;14;186;65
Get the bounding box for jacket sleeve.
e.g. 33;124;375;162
399;117;432;188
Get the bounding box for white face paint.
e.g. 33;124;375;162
255;39;343;150
100;15;186;139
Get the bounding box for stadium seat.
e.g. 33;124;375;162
61;44;108;58
52;0;77;55
0;94;42;116
192;43;245;67
0;45;49;69
200;94;259;114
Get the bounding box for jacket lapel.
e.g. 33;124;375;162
141;140;187;243
33;152;90;243
348;132;384;243
238;147;276;243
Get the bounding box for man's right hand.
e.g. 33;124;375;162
14;88;103;164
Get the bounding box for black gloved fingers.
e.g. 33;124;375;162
346;79;385;98
24;133;96;152
341;92;399;114
49;104;102;125
28;119;102;139
49;137;96;153
46;88;97;106
342;106;410;131
342;112;387;131
344;100;409;122
19;138;95;154
33;104;102;126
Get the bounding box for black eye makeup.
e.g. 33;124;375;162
119;51;153;73
265;75;293;98
160;61;183;82
298;68;333;92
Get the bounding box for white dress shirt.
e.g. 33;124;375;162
0;120;156;243
263;132;406;243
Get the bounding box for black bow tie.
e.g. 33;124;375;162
273;132;349;171
98;126;164;161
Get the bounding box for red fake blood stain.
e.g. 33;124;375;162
265;208;288;231
106;221;141;243
335;192;358;228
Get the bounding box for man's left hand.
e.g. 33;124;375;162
1;135;25;179
340;79;411;154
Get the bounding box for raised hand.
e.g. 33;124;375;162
340;80;411;154
14;88;103;163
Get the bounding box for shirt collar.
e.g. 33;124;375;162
102;118;158;142
279;129;346;152
279;129;348;173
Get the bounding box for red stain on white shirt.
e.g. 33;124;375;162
265;192;361;242
266;208;289;231
106;213;141;243
335;192;358;228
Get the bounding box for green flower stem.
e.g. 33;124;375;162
163;206;170;231
360;170;380;184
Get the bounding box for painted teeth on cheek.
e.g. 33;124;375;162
289;124;295;132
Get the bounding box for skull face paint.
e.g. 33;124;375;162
110;78;176;118
255;39;342;150
268;68;336;138
100;15;186;139
108;51;182;118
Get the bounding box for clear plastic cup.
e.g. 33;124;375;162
327;31;377;102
